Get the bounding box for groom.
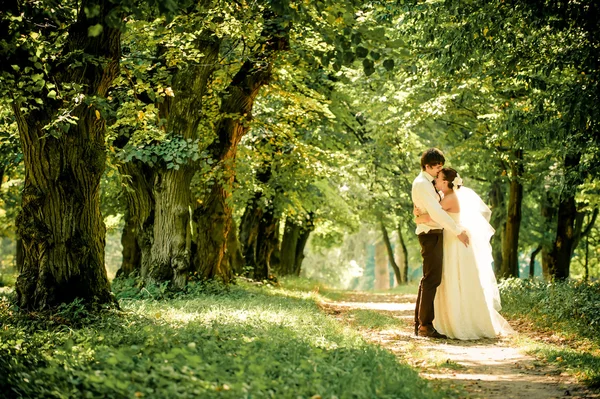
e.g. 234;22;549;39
412;148;469;338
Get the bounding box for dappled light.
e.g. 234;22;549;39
1;0;600;397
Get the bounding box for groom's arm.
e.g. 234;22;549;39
416;182;464;236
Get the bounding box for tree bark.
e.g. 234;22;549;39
118;210;141;278
488;181;506;275
238;193;279;280
13;1;120;310
145;38;220;288
396;224;409;283
529;244;542;279
278;217;301;276
380;220;401;285
194;11;289;281
500;150;523;279
223;217;244;276
239;195;263;273
548;153;582;280
540;190;557;281
293;216;313;276
115;161;155;278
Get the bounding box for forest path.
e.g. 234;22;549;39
319;292;598;399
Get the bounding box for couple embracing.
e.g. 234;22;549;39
412;148;513;340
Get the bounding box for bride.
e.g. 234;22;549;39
415;168;513;340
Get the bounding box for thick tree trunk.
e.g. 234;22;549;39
118;211;141;278
13;2;120;310
548;195;576;279
254;211;279;281
488;181;506;275
293;217;313;276
194;13;289;281
380;220;401;286
501;150;523;279
223;218;245;276
148;168;194;287
396;224;409;283
239;194;263;274
238;193;279;280
145;39;220;288
548;153;582;280
115;161;155;279
278;217;301;276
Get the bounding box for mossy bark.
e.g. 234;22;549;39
13;1;120;309
195;12;289;281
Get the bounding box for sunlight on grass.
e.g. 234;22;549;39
0;279;452;399
345;309;407;330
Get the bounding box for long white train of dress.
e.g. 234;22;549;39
433;212;514;340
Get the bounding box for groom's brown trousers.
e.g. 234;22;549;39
415;229;444;329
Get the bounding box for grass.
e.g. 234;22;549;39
344;309;407;330
499;278;600;387
0;277;452;399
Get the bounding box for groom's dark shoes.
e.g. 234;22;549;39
417;325;447;339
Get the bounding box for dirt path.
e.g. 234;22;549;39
320;292;599;399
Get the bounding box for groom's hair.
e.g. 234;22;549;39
421;148;445;170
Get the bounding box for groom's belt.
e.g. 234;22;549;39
419;229;443;235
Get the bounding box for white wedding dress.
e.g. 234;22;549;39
433;188;514;340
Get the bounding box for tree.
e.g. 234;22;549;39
1;0;123;309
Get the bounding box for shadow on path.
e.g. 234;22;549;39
320;293;600;399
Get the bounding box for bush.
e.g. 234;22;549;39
499;278;600;339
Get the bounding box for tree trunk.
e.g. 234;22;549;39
278;217;301;276
529;244;542;279
488;181;506;275
148;168;194;287
145;38;219;289
115;161;155;279
548;153;582;280
254;211;279;281
584;235;589;281
380;220;401;285
223;217;245;276
293;217;313;276
540;190;557;281
118;210;141;278
396;224;409;283
501;150;523;279
13;2;120;310
238;193;279;280
239;194;264;275
194;12;289;281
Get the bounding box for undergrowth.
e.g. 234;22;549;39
499;278;600;387
0;277;450;399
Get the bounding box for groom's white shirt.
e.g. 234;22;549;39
412;171;463;236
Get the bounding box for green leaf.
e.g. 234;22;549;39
383;59;394;71
362;59;374;76
88;24;103;37
355;46;368;58
48;90;57;99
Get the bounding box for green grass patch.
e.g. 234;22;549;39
345;309;407;330
499;278;600;387
0;278;453;399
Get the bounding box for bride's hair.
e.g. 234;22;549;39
441;168;462;189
